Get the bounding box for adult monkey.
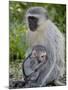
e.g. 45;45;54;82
25;7;65;86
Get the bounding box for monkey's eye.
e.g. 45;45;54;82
41;55;44;58
40;55;47;61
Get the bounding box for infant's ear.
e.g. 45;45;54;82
32;50;37;57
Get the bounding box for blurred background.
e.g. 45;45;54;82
9;1;66;80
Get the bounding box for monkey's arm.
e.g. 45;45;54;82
22;54;34;77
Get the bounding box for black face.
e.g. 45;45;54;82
28;16;38;31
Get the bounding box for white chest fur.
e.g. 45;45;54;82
28;29;46;47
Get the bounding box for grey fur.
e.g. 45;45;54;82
26;7;65;86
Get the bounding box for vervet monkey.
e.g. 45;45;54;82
23;45;47;81
22;45;48;87
26;7;65;86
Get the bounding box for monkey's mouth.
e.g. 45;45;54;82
28;16;38;31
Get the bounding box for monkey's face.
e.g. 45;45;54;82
28;16;38;31
26;7;48;32
31;50;47;63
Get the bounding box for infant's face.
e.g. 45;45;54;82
31;50;47;63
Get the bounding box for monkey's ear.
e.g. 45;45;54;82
32;50;37;57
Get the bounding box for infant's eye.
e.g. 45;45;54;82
41;55;44;58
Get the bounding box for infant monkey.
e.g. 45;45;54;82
23;45;48;87
23;45;47;76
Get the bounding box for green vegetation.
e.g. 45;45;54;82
9;1;66;79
